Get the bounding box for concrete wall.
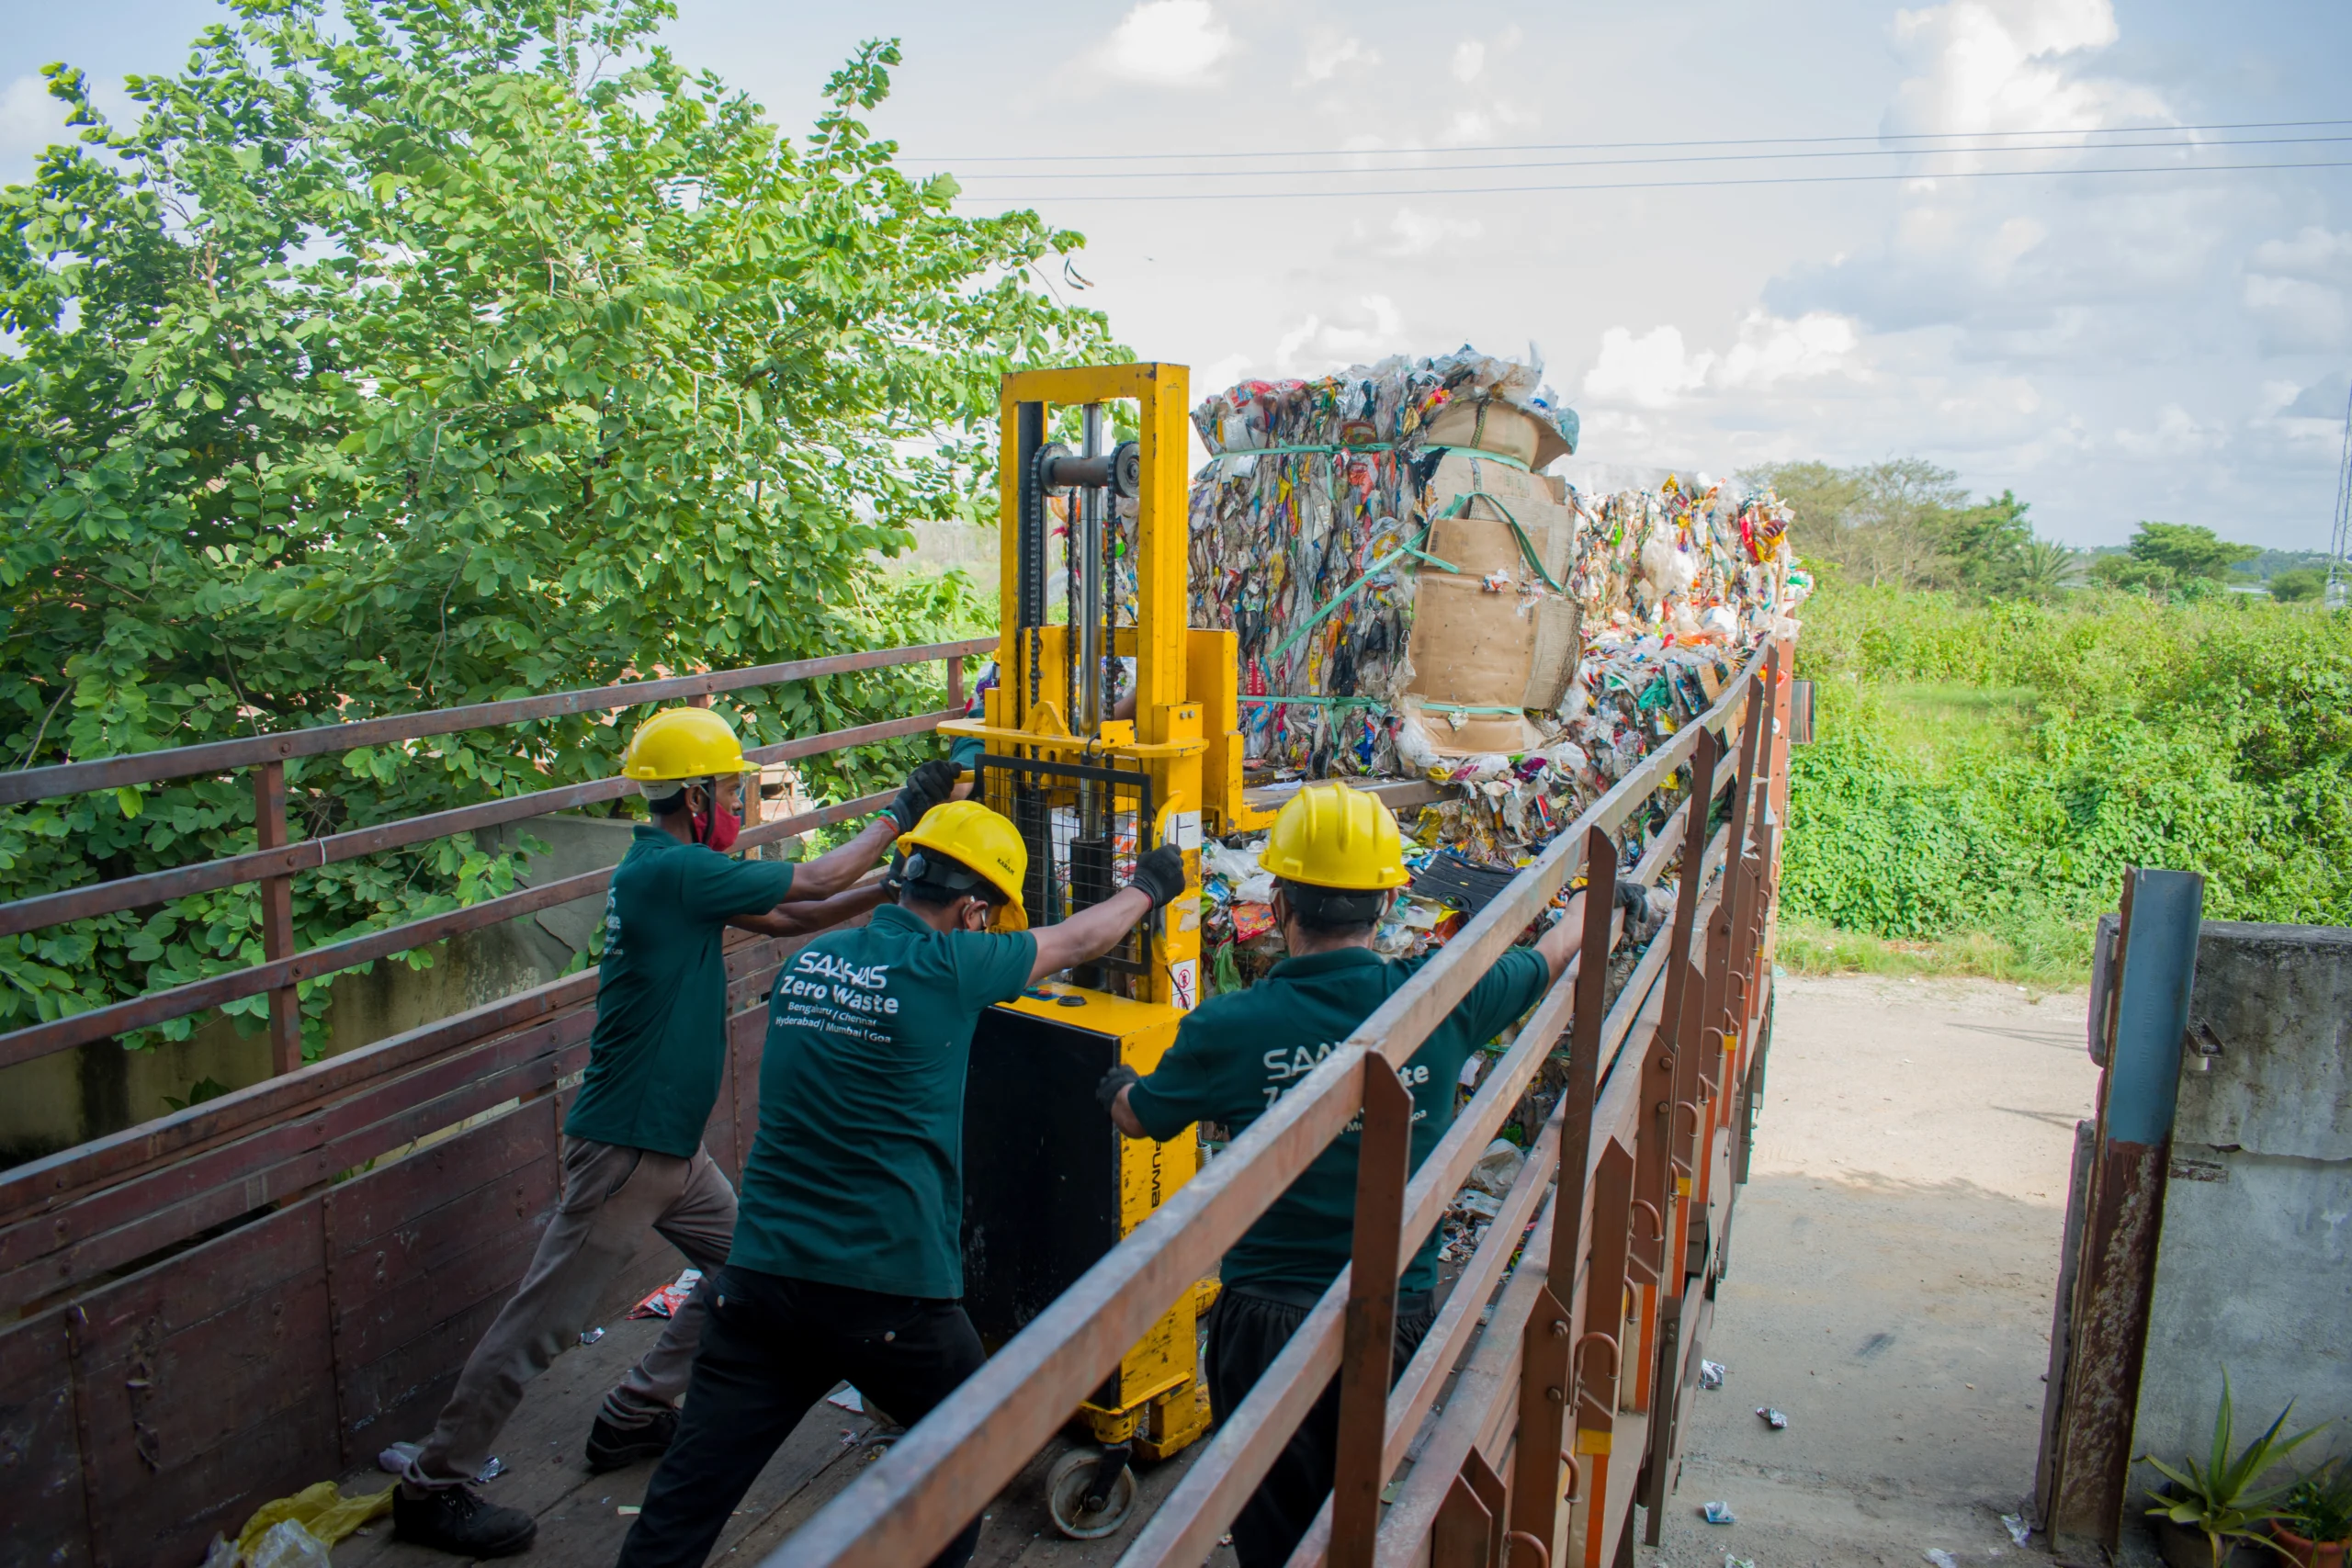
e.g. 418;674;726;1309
2126;919;2352;1499
0;814;641;1167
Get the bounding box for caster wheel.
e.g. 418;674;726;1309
1046;1447;1138;1540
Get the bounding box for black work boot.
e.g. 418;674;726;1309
393;1483;537;1557
586;1406;679;1472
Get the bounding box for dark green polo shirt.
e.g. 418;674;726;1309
730;904;1040;1297
1127;944;1549;1297
563;826;796;1159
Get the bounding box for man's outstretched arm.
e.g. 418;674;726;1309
729;880;888;938
779;761;961;902
1025;845;1186;984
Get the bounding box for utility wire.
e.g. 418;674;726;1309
946;133;2352;183
917;118;2352;165
949;158;2352;203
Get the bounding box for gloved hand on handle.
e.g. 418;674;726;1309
1095;1064;1140;1115
1125;844;1187;914
888;760;963;833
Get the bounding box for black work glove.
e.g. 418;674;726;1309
1614;878;1651;915
888;760;962;832
1096;1064;1140;1115
1126;844;1186;912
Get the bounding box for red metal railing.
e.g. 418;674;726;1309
0;637;985;1567
764;637;1792;1568
0;639;990;1075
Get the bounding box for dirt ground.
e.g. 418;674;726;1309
1635;972;2099;1568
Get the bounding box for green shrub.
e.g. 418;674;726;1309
1783;585;2352;980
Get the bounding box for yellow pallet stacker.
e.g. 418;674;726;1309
945;364;1276;1537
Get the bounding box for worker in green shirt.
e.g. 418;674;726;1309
616;799;1188;1568
1098;782;1592;1568
395;706;962;1559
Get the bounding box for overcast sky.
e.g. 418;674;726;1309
7;1;2350;548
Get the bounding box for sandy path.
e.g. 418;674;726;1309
1636;973;2099;1568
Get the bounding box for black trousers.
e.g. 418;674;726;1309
1204;1285;1439;1568
616;1267;988;1568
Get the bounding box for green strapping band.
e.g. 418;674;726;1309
1203;441;1531;469
1261;524;1458;671
1434;490;1566;593
1206;442;1396;460
1412;700;1529;717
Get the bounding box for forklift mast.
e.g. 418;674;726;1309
940;364;1269;1503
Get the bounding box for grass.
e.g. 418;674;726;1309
1776;917;2089;994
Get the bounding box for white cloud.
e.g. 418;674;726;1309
2280;371;2350;422
2112;402;2214;457
1581;314;1862;410
1273;295;1408;376
1295;28;1378;86
1715;312;1864;390
1375;207;1484;258
1884;0;2168;155
1084;1;1237;88
2244;274;2349;354
1583;326;1713;410
2244;227;2352;353
2250;227;2352;282
1450;39;1486;84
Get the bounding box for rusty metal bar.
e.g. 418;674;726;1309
0;707;959;941
0;638;993;807
2044;868;2203;1557
0;789;894;1071
1698;676;1767;1099
1572;1140;1635;1555
1378;1171;1563;1568
253;761;304;1077
1433;1474;1495;1568
1332;1066;1413;1568
1505;827;1616;1560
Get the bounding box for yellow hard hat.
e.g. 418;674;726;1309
897;799;1028;914
622;706;748;783
1259;781;1410;892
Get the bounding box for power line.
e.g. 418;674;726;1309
915;118;2352;165
947;157;2352;204
946;133;2352;184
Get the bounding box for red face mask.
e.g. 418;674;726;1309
691;788;741;853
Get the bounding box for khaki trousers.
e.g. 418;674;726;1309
412;1136;736;1483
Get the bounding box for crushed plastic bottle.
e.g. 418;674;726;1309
246;1519;332;1568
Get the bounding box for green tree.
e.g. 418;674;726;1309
2268;568;2325;603
2126;522;2261;582
2091;557;2173;593
1946;489;2032;594
1741;459;2059;599
0;0;1115;1049
2014;538;2081;601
